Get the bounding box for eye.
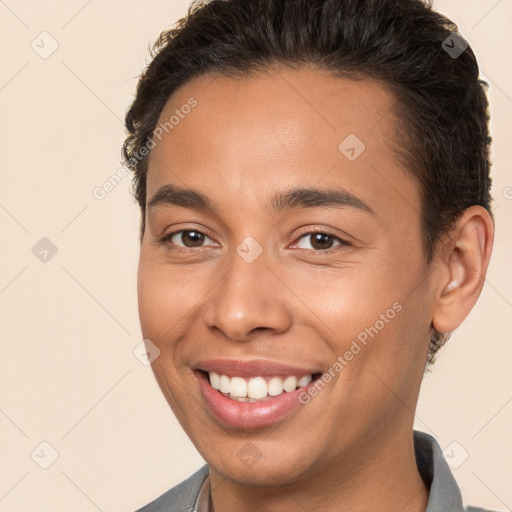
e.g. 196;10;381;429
159;228;350;252
293;231;350;251
161;229;217;249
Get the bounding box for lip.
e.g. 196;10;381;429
194;366;320;429
193;358;320;378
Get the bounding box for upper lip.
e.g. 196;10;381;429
194;358;321;377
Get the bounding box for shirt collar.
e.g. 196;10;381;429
415;430;465;511
195;474;210;512
194;430;464;512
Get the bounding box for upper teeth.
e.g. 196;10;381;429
208;372;313;400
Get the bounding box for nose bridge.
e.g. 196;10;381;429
203;238;291;340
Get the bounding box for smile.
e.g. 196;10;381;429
193;359;322;428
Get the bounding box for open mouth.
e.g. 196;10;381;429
194;364;324;428
199;370;323;402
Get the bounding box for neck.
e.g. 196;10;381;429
209;427;429;512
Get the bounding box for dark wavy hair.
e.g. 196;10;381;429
122;0;493;365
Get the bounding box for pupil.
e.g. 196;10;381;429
183;231;204;247
312;233;332;250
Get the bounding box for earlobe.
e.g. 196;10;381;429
432;206;494;334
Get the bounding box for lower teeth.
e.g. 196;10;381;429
220;392;274;402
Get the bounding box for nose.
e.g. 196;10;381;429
202;246;292;342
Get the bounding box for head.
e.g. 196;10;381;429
123;0;494;487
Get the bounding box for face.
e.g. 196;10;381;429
138;67;437;486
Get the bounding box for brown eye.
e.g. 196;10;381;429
310;233;335;250
294;232;349;251
164;230;215;248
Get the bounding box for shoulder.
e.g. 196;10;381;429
135;465;209;512
466;506;500;512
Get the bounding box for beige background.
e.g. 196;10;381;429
0;1;511;511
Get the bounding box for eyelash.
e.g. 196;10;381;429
159;228;351;253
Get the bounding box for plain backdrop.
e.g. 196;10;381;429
0;1;511;511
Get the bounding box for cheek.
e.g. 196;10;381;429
336;283;432;410
137;271;168;341
137;255;228;370
285;261;403;338
289;255;428;378
136;257;201;341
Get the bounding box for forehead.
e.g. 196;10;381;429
146;66;418;218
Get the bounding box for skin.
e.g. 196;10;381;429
137;66;494;512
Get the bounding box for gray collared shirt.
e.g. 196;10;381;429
137;430;496;512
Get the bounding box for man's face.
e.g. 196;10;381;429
138;67;436;485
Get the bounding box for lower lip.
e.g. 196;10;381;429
195;371;314;429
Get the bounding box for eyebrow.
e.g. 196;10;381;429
147;184;375;216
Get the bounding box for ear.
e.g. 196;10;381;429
431;205;494;334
